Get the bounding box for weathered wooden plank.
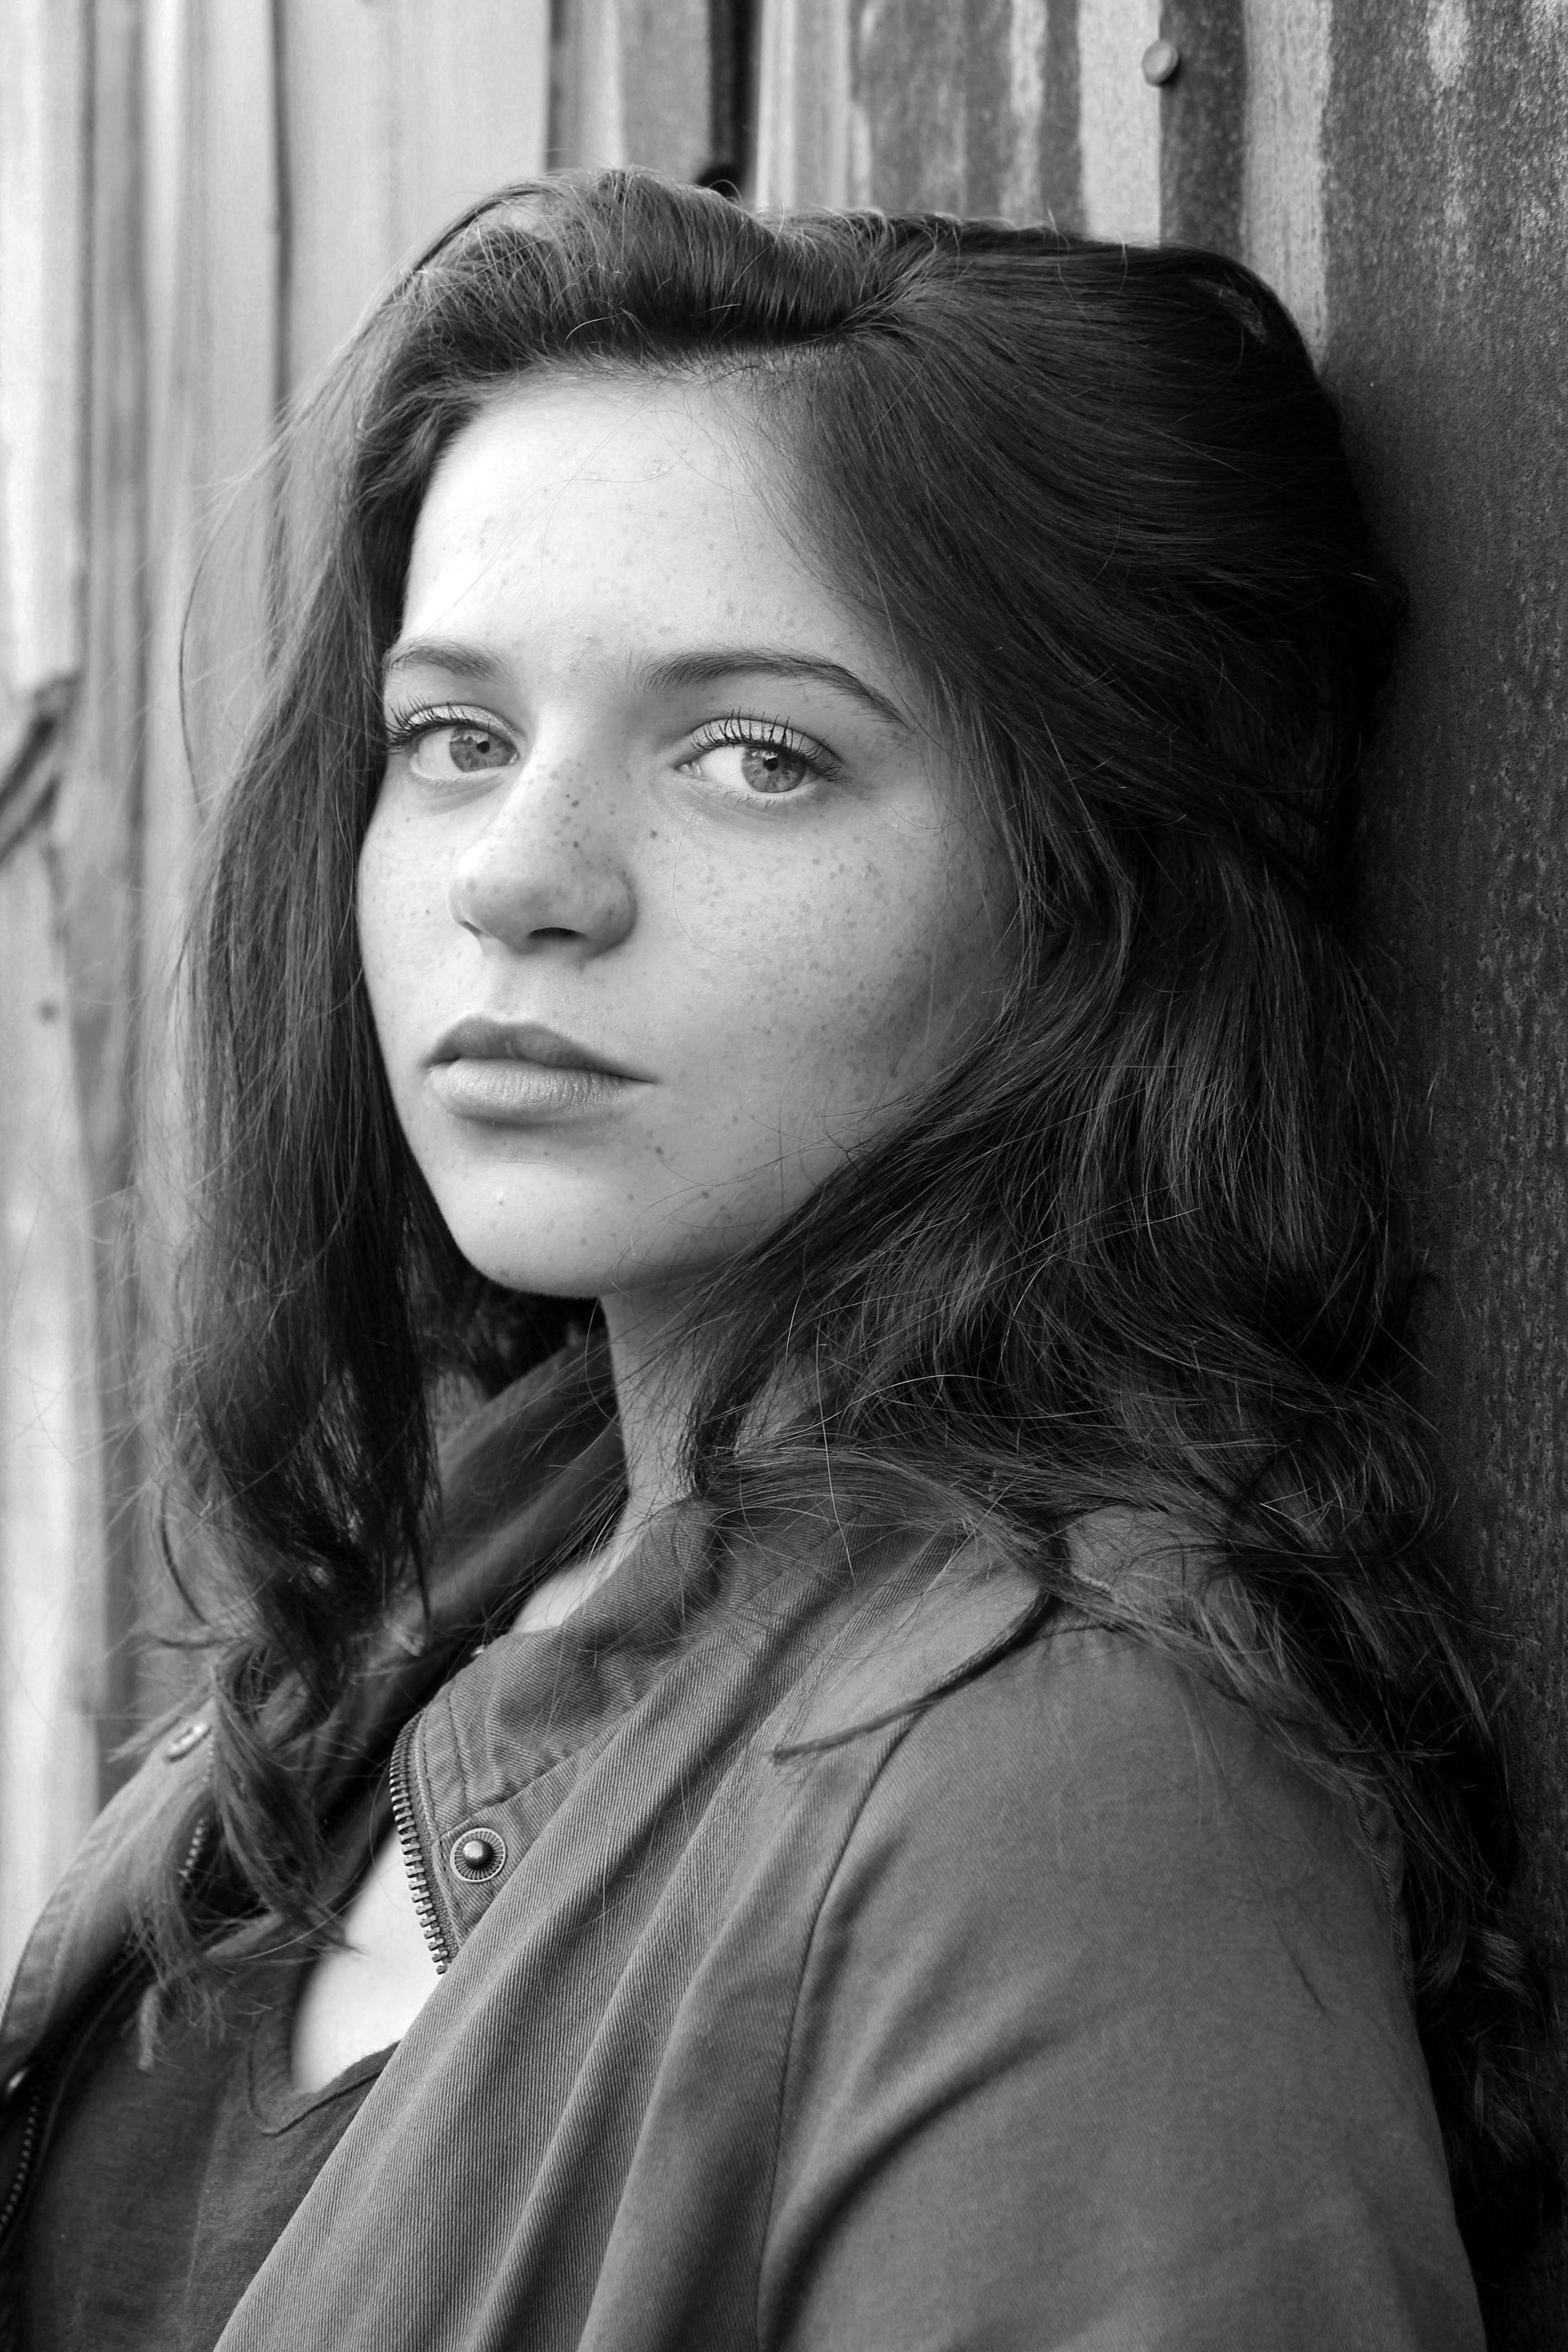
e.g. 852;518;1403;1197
0;0;88;725
759;2;1085;229
45;0;157;1786
280;0;550;398
615;0;714;181
551;0;712;181
0;0;100;1938
126;1;287;1737
141;0;283;808
1077;0;1162;237
755;0;854;207
0;837;105;1980
1239;0;1330;349
1156;0;1245;252
384;0;553;247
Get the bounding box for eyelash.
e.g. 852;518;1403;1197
381;700;507;757
684;712;841;791
381;702;843;796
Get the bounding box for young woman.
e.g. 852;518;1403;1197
1;170;1553;2349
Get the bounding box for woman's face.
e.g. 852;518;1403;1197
358;372;1009;1314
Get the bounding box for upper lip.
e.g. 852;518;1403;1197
429;1017;648;1080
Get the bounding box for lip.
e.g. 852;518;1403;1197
428;1017;648;1082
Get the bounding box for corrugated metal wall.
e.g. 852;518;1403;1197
2;2;1562;2334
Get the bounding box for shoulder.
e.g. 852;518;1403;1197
815;1610;1393;1993
758;1547;1477;2350
767;1509;1414;2032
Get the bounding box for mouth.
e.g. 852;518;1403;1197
426;1017;649;1126
429;1017;648;1082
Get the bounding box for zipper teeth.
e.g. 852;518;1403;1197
389;1712;450;1976
0;1944;138;2252
0;2081;44;2243
179;1815;212;1891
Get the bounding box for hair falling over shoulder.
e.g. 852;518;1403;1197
149;170;1557;2281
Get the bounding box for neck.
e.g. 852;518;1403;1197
596;1285;706;1549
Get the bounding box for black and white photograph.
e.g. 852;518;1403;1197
0;4;1562;2346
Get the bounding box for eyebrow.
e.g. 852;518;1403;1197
381;636;912;733
627;649;911;733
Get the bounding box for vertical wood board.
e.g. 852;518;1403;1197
552;0;712;180
0;841;105;1977
279;0;550;399
0;0;88;719
1239;0;1330;350
1076;0;1161;237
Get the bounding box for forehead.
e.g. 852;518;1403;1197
404;370;827;634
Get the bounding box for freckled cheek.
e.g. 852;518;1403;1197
714;924;970;1121
357;822;451;1053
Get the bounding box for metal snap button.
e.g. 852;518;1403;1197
449;1827;507;1883
163;1720;211;1762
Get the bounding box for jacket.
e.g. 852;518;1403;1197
0;1343;1484;2349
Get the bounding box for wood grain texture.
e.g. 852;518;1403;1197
0;839;107;1980
0;0;88;715
1156;0;1245;252
142;0;282;812
0;0;98;1956
51;0;154;1786
1239;0;1330;349
762;2;1086;231
131;0;286;1734
755;0;853;207
279;0;550;396
1077;0;1161;237
554;0;712;180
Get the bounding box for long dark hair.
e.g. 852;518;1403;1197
155;170;1554;2274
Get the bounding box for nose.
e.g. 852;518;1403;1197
446;755;635;958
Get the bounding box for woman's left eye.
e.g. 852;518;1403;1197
385;711;519;783
682;720;834;800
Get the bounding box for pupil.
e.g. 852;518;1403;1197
450;728;497;773
742;742;804;794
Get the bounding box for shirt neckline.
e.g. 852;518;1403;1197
247;1950;399;2136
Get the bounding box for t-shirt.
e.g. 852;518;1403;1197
20;1949;393;2351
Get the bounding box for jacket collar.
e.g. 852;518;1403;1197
0;1339;621;2086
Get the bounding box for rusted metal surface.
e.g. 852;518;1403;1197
1323;5;1568;2336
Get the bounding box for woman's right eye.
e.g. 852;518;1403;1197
385;713;519;783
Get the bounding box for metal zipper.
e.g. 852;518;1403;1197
388;1710;450;1975
0;1944;137;2250
0;2069;47;2247
0;1805;215;2251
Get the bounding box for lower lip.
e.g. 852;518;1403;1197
430;1058;640;1123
